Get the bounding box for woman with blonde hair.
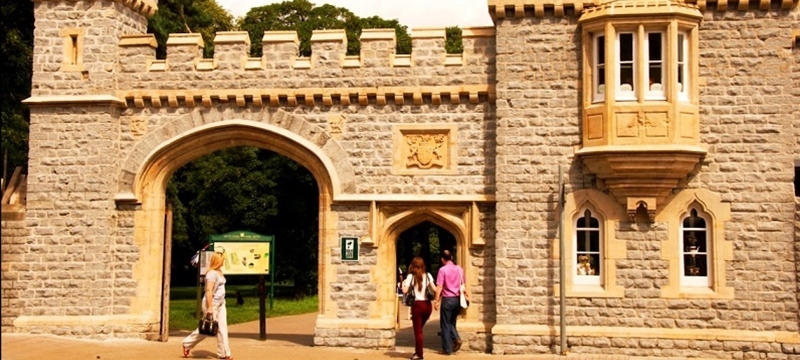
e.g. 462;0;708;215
182;252;232;360
402;256;436;360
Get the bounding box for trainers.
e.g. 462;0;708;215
410;354;424;360
453;339;462;352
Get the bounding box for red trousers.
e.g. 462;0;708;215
411;300;432;357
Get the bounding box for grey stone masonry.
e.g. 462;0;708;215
5;0;799;356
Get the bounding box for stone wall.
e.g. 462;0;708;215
694;4;798;334
491;4;799;358
31;0;148;96
492;12;583;352
1;218;28;332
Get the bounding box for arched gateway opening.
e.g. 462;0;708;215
119;115;347;341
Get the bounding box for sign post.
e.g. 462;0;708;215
208;231;275;341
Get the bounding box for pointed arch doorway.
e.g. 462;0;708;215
394;221;458;350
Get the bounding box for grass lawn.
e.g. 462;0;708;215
169;284;317;331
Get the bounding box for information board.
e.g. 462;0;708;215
213;242;271;275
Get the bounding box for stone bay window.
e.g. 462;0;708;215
577;0;705;215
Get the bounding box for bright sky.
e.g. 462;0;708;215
215;0;494;29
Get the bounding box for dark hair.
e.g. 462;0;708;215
441;249;453;262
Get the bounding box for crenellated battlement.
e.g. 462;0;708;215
115;27;497;107
118;27;496;73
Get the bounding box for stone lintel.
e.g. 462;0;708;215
119;34;157;48
410;28;446;39
166;33;203;47
360;29;396;41
310;29;347;43
462;27;496;38
214;31;250;45
22;95;126;107
262;31;299;44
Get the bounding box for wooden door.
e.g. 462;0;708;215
159;202;174;341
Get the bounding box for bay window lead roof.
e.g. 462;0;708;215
579;0;702;23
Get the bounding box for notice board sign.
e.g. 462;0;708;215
209;231;275;275
341;237;359;262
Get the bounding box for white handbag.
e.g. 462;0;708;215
459;270;469;309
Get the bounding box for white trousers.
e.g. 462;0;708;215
182;299;231;358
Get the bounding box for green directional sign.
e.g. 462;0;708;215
341;237;359;262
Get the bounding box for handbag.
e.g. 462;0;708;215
403;277;416;307
425;273;436;300
198;313;218;336
459;270;469;309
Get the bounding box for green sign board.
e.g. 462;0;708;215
341;237;359;261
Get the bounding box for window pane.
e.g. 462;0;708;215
649;66;662;87
619;33;633;61
577;254;599;276
597;35;605;65
589;231;600;252
598;65;605;93
682;210;706;228
620;65;634;89
648;33;662;60
577;231;588;252
677;33;686;94
684;254;708;276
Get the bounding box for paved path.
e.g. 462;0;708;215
1;312;632;360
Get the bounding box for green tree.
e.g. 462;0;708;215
168;147;319;297
148;0;234;58
239;0;411;57
445;26;463;54
0;1;33;187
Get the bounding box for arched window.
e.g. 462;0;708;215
574;209;601;286
680;207;710;287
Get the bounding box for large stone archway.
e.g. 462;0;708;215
116;110;354;336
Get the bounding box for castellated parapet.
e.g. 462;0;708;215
116;28;496;109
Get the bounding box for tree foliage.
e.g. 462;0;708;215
445;26;463;54
0;1;33;186
239;0;411;57
168;147;319;298
147;0;234;58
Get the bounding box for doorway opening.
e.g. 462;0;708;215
395;221;457;351
161;146;320;345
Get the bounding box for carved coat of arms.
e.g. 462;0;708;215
406;134;446;169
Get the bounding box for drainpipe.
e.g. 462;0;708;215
558;166;567;355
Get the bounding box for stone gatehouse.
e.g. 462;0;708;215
2;0;799;357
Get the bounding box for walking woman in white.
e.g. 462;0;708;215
182;252;232;360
